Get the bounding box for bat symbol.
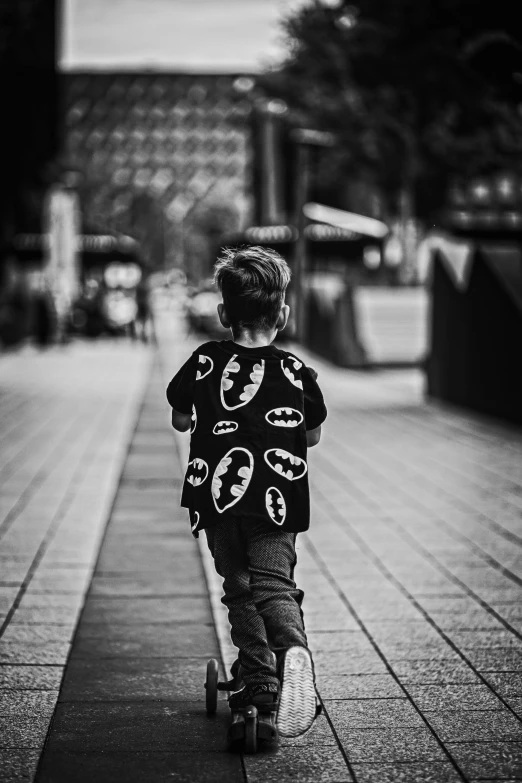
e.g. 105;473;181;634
266;487;286;525
220;355;265;410
191;511;200;533
264;449;307;481
196;355;213;381
281;355;303;389
265;407;303;428
213;420;238;435
212;447;253;512
190;405;197;433
186;458;209;486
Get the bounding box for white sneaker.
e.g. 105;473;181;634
277;646;316;737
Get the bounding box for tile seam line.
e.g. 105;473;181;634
0;409;101;542
301;531;470;782
314;487;522;726
31;350;153;783
324;415;522;549
314;436;522;599
317;441;522;595
0;402;77;479
0;399;124;642
0;399;60;478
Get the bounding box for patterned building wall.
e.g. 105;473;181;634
62;73;253;277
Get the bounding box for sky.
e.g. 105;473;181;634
61;0;304;72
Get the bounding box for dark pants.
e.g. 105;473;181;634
205;519;308;689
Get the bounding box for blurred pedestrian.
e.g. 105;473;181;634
166;246;327;738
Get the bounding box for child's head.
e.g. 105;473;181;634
214;245;291;334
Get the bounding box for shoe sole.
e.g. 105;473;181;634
277;647;316;738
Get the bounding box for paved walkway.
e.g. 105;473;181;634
1;310;522;781
0;339;151;780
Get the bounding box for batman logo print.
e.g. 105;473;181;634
213;420;238;435
196;355;213;381
190;405;197;434
264;449;307;481
190;511;200;534
212;447;253;512
266;487;286;526
220;355;265;410
265;407;303;428
281;355;303;390
186;458;209;487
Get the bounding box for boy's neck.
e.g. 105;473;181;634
231;328;276;348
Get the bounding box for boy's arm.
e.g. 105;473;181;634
171;409;191;432
166;352;198;430
306;425;321;447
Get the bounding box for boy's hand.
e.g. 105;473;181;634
171;409;191;432
307;366;318;381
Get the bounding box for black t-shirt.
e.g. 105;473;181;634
166;340;327;537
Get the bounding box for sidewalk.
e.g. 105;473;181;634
2;314;522;781
0;338;151;779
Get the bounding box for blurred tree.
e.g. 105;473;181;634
184;193;242;281
260;0;522;221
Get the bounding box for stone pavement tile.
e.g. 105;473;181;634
317;674;404;700
0;750;40;781
305;610;360;632
350;761;462;782
69;622;216;659
338;726;446;763
0;715;51;748
308;630;371;653
378;640;458;661
0;690;59;717
36;750;244;783
325;698;424;729
491;602;522;620
0;642;70;665
347;600;424;622
46;701;228;752
59;658;211;701
95;543;197;573
11;606;81;626
0;624;76;644
79;596;210;625
405;684;506;711
314;650;387;676
471;649;522;671
278;714;338;747
445;741;522;778
18;593;85;610
424;709;522;742
244;746;352;782
448;630;522;649
89;571;207;598
27;567;91;594
428;612;506;632
0;666;63;690
483;673;522;700
392;659;482;685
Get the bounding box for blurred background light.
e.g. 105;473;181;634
363;245;381;270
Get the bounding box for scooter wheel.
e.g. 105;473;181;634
205;658;219;715
243;706;258;754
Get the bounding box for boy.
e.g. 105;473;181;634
166;246;327;738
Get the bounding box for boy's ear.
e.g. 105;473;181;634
217;303;231;329
276;304;290;331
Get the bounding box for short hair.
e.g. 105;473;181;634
214;246;291;331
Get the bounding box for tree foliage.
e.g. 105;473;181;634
260;0;522;218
